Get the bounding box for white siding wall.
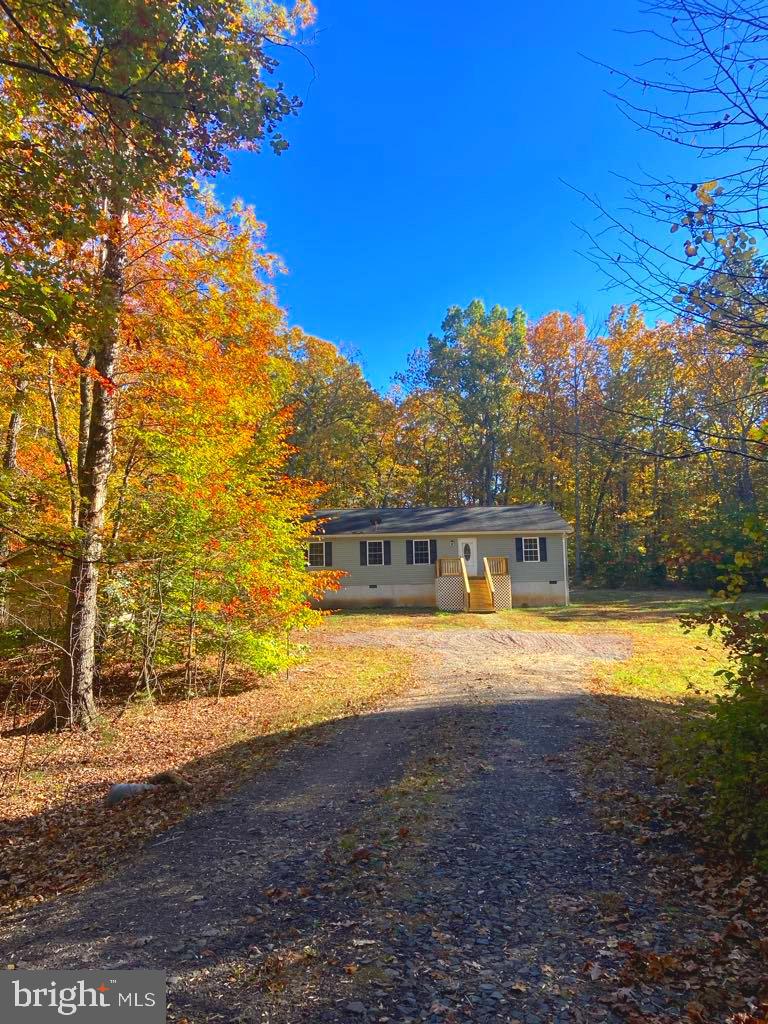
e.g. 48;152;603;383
310;534;567;586
475;534;566;583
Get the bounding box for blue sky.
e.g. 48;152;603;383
218;0;703;389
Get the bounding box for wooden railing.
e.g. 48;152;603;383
436;557;471;610
486;556;509;576
436;557;462;577
482;557;496;610
459;555;470;609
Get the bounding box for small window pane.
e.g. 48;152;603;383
413;540;430;564
307;542;325;567
367;541;384;565
523;538;540;562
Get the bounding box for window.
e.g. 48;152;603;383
367;540;384;565
307;542;326;567
413;539;430;564
407;538;436;565
523;537;540;562
360;539;391;566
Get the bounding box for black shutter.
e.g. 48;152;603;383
539;537;548;562
515;538;524;562
324;541;333;566
429;539;437;564
383;540;392;565
406;540;414;565
360;541;367;566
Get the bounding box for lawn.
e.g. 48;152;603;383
318;587;765;703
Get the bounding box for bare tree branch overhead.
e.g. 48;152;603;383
580;0;768;350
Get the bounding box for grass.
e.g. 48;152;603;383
321;587;763;631
319;588;766;704
319;592;731;799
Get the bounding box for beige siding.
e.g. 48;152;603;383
436;534;566;582
310;532;568;587
478;534;566;583
313;536;436;587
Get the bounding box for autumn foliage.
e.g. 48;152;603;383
0;0;324;726
287;300;767;591
0;198;335;712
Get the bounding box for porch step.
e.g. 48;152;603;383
468;577;494;613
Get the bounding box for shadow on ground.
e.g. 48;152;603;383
0;680;710;1024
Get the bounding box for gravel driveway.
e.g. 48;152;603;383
0;625;717;1023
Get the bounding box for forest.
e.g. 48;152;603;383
2;3;768;1020
5;198;767;727
0;0;767;920
288;298;768;591
0;0;766;718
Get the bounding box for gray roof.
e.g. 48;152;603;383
309;505;572;536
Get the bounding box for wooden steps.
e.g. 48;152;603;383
468;576;494;613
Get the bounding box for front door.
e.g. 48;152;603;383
458;537;478;576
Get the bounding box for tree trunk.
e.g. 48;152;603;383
650;451;661;563
588;454;617;538
737;439;756;508
185;573;198;694
3;376;27;472
46;215;125;730
77;350;94;489
0;376;28;625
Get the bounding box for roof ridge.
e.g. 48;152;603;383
313;502;551;513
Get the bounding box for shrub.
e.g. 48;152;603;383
678;607;768;866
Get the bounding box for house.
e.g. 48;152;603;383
306;505;572;611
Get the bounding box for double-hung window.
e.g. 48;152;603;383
367;540;384;565
522;537;540;562
406;538;436;565
413;539;430;564
307;541;327;567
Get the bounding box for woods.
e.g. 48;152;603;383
1;192;334;723
0;0;766;890
2;3;768;1020
289;300;768;590
1;0;766;735
0;0;324;729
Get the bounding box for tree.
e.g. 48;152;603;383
584;0;768;353
2;198;332;720
283;334;388;505
0;0;314;727
98;200;328;690
523;312;597;578
414;300;526;504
